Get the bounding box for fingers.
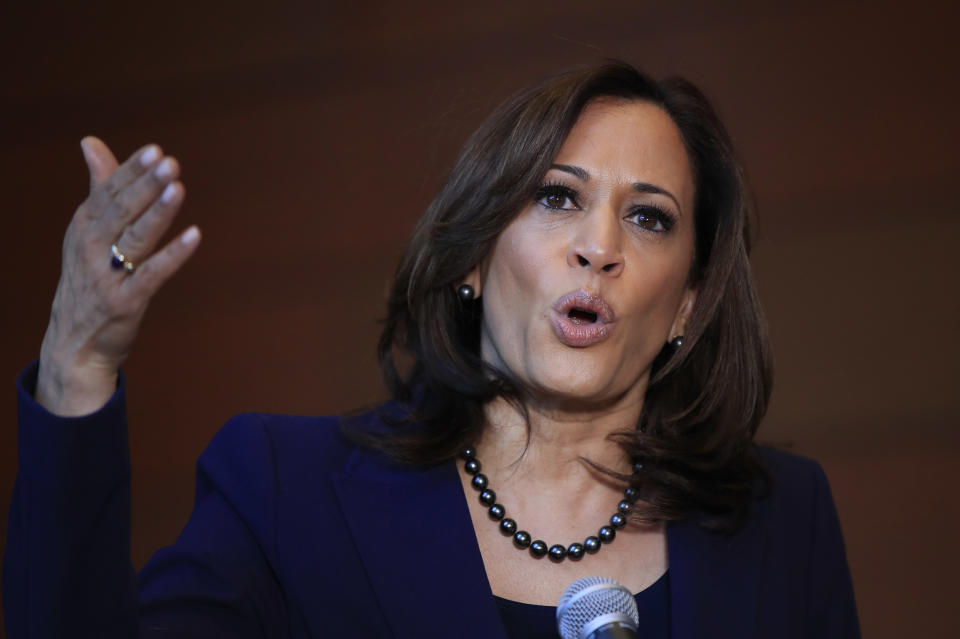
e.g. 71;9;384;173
124;225;202;300
81;140;166;225
113;179;185;263
99;155;181;240
73;137;200;291
100;143;164;198
80;136;119;188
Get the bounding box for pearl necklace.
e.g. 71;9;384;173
461;447;639;562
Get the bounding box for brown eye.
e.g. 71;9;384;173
545;193;568;209
535;183;580;211
626;206;675;233
634;214;661;231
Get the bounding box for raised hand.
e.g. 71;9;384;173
36;137;201;416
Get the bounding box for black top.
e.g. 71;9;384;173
494;571;670;638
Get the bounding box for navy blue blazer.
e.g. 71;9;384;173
4;361;860;638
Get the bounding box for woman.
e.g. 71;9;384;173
4;61;859;637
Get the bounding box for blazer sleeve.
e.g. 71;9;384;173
805;461;861;638
3;362;288;638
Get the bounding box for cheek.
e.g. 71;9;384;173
623;256;692;351
478;223;556;364
482;240;534;329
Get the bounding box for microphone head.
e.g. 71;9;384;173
556;576;639;639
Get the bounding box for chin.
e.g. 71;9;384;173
522;354;641;410
481;330;648;410
531;382;636;413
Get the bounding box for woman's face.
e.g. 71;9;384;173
473;98;697;410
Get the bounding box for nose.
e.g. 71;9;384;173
567;209;624;277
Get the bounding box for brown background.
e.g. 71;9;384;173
2;0;958;636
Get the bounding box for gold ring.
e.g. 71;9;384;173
110;244;136;274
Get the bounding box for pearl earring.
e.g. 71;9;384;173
457;284;475;302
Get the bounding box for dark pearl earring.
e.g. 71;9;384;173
458;284;475;302
670;335;683;348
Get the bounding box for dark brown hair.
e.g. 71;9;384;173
361;60;772;533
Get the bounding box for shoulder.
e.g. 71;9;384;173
682;446;839;549
189;405;441;577
195;404;410;499
757;445;829;500
191;405;409;547
750;445;848;566
754;445;834;518
202;412;346;467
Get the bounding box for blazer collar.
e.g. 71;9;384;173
336;450;764;639
333;457;507;639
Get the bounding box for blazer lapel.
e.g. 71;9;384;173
335;445;766;639
667;511;765;638
333;458;507;639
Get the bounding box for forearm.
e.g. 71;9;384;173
3;360;137;638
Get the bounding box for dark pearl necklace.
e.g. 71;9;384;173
461;447;639;563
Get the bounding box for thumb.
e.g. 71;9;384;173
80;136;119;189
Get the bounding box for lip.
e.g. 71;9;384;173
550;290;616;347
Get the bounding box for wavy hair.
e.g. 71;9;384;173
359;60;772;533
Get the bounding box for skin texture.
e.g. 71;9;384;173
475;99;696;412
459;98;698;604
37;137;200;416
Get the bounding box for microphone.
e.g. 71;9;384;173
556;576;639;639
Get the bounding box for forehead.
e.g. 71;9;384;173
553;98;695;210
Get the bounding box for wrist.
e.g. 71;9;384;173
37;343;119;417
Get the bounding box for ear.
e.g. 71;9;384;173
668;287;697;341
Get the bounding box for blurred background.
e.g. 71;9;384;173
2;0;958;635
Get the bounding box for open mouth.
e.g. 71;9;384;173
550;290;616;347
567;307;599;324
553;290;614;324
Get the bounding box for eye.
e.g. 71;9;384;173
535;183;580;211
626;205;676;233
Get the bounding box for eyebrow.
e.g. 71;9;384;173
549;163;683;214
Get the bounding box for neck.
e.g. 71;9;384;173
476;389;644;490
